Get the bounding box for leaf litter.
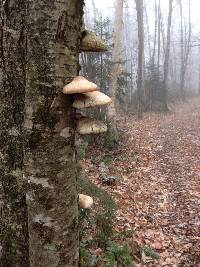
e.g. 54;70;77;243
82;98;200;266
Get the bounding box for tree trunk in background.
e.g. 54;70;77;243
107;0;124;143
199;45;200;95
124;5;132;112
91;0;97;23
136;0;144;119
157;0;161;69
179;0;184;99
25;1;83;266
171;26;177;87
160;13;166;53
162;0;173;111
151;0;157;67
0;1;29;266
179;0;191;101
144;0;151;60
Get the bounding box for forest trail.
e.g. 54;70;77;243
85;97;200;266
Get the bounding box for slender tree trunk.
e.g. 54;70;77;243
136;0;144;119
171;27;177;87
157;0;161;69
0;1;29;266
144;0;151;60
130;52;133;108
198;68;200;95
24;1;83;266
107;0;124;142
179;0;184;99
124;5;133;112
151;0;157;67
162;0;173;111
160;12;166;55
179;0;191;101
148;0;157;111
198;45;200;95
100;17;103;89
91;0;97;23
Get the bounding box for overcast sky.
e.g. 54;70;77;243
85;0;200;31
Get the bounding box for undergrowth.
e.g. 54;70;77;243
77;153;159;266
105;241;135;267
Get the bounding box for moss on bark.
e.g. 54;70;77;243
0;0;29;266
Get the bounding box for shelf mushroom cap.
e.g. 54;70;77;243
80;31;108;52
79;194;93;209
63;76;98;95
77;117;107;135
73;91;112;109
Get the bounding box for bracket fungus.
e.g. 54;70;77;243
80;31;108;52
77;118;107;135
78;194;93;209
63;76;98;95
73;91;112;109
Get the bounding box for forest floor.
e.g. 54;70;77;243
82;96;200;267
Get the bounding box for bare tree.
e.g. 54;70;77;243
171;26;178;87
107;0;124;142
136;0;145;119
157;0;161;69
91;0;97;23
151;0;158;66
179;0;191;100
198;44;200;95
162;0;173;111
144;0;151;60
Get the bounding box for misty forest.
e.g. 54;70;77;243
0;0;199;266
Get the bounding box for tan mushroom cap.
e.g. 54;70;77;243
79;194;93;209
63;76;98;95
73;91;112;109
80;31;108;52
77;117;107;135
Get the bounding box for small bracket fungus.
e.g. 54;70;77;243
78;194;93;209
77;118;107;135
73;91;112;109
80;31;108;52
63;76;98;94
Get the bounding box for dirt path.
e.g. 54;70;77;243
85;97;200;266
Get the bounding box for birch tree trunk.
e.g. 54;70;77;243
24;1;83;266
107;0;124;143
162;0;173;111
136;0;144;119
1;0;84;266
